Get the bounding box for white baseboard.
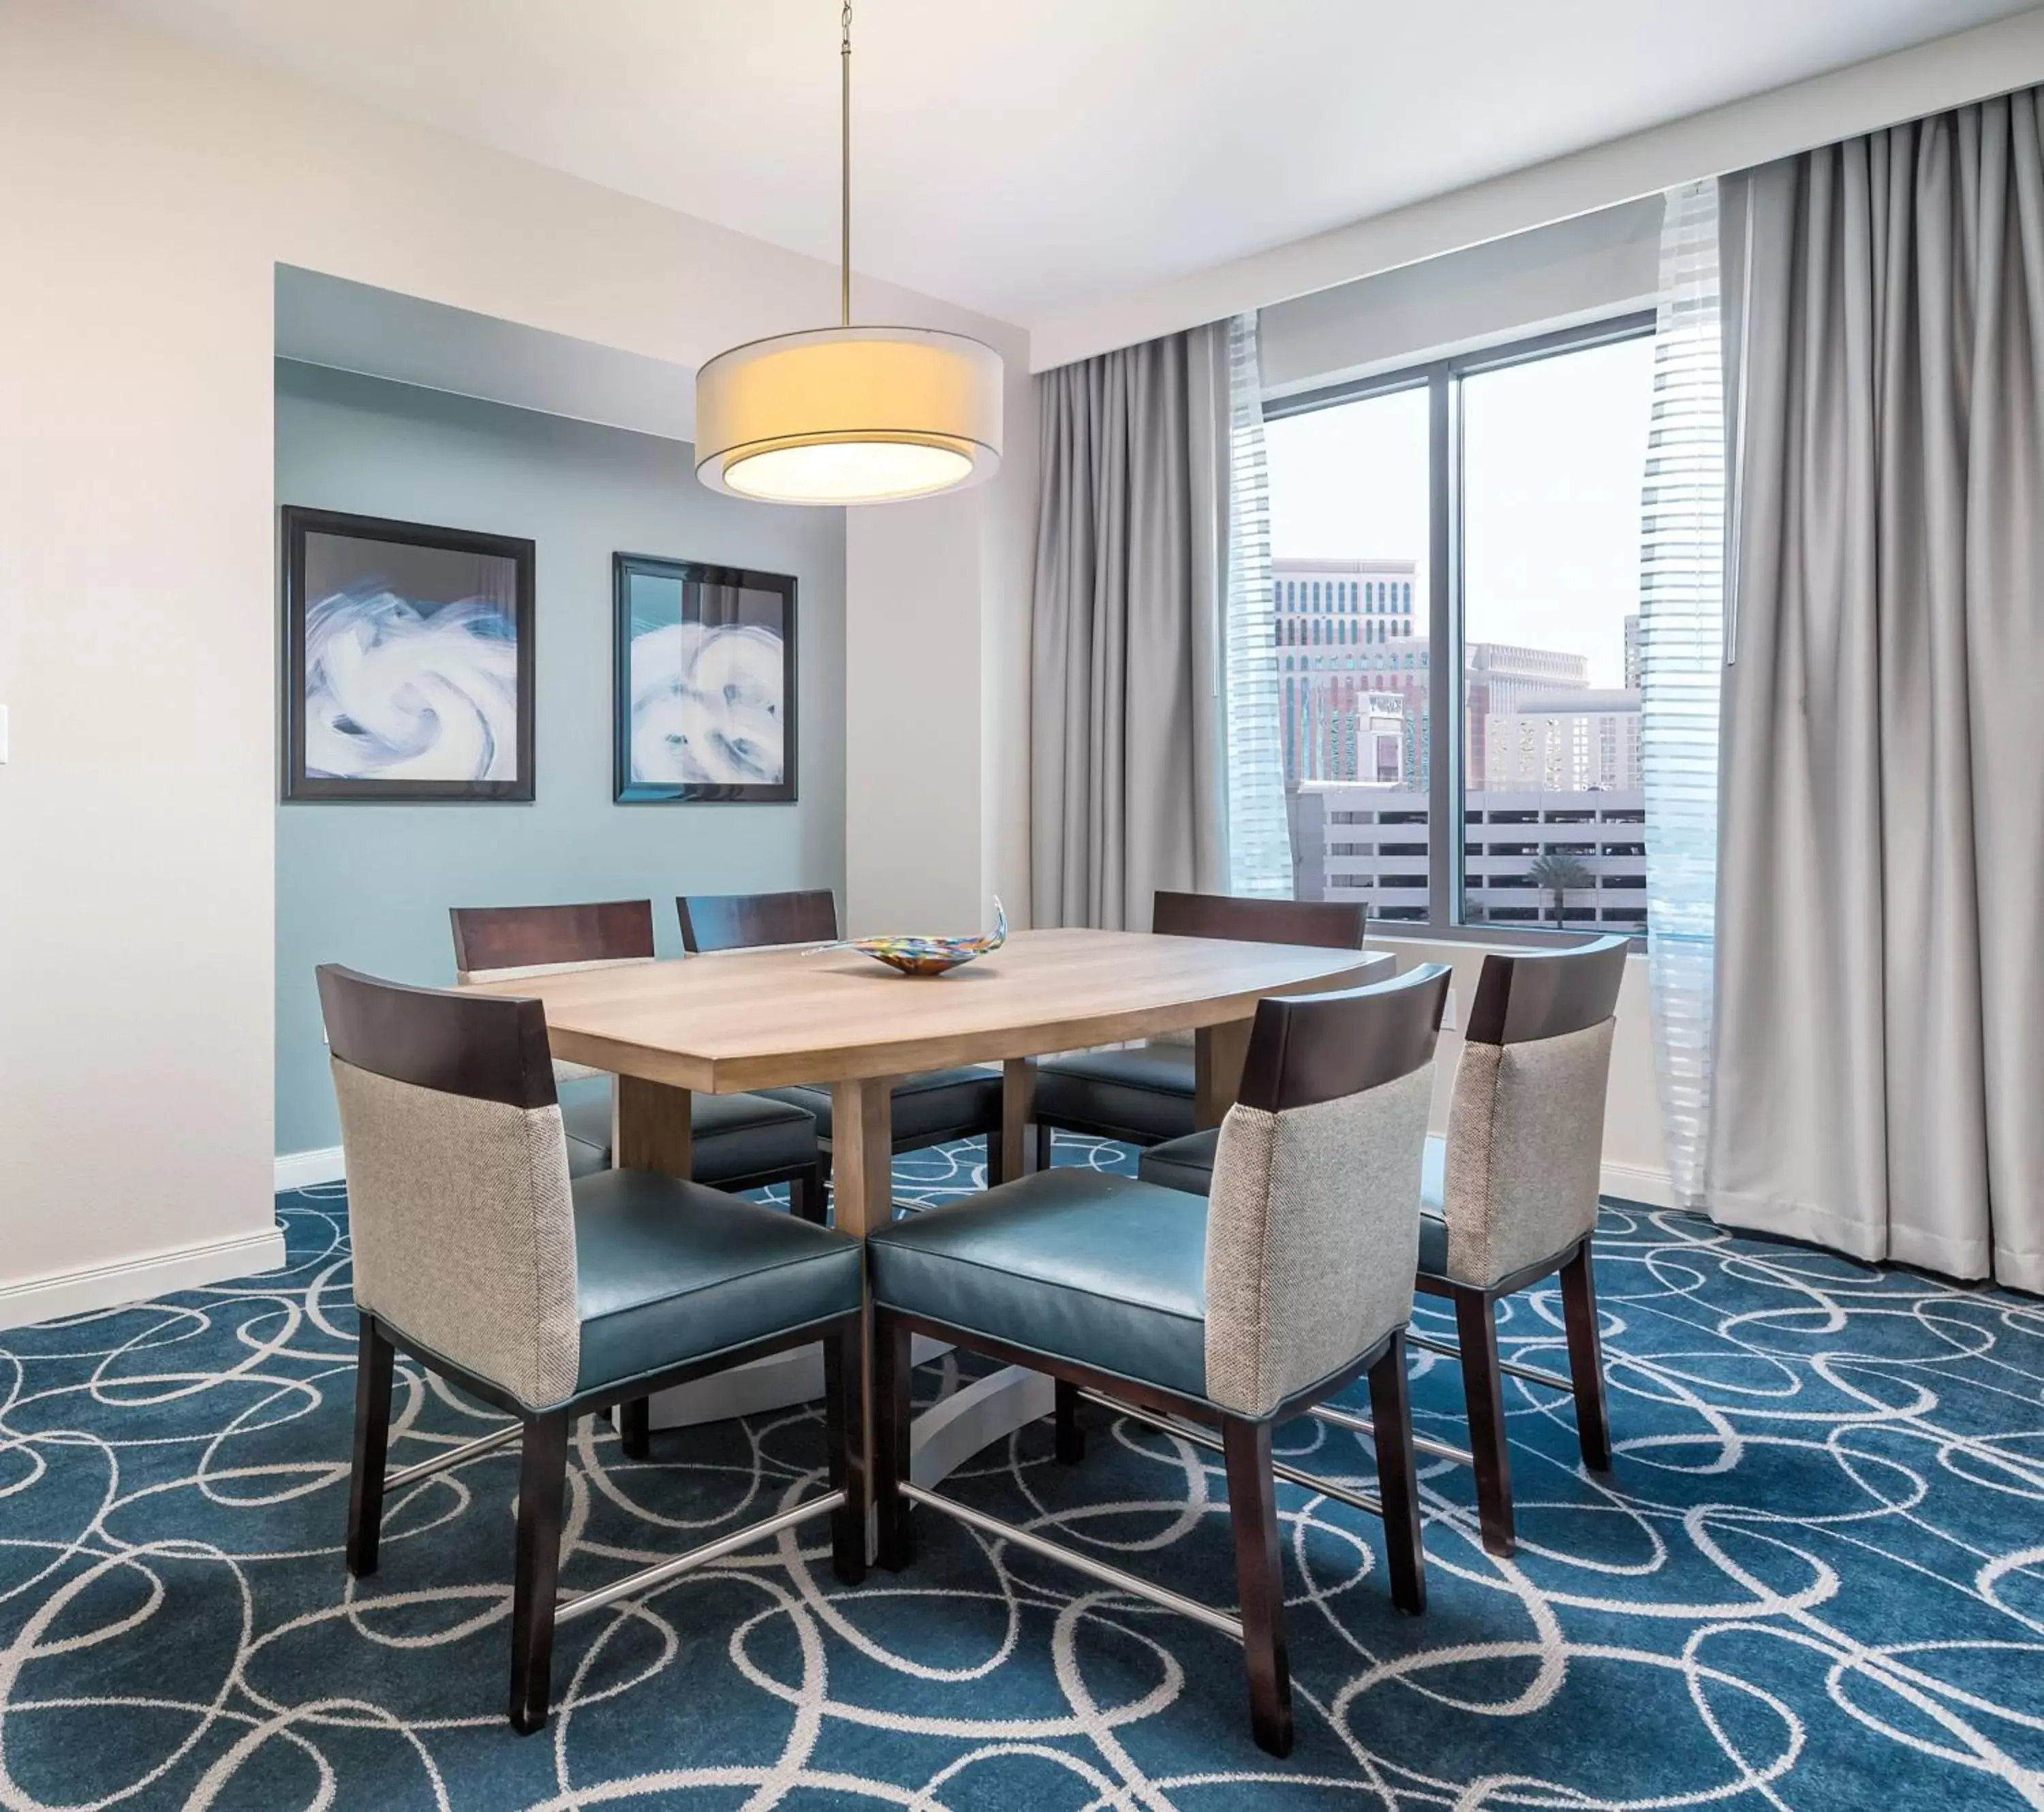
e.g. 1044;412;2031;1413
275;1146;345;1191
0;1225;290;1332
1600;1161;1679;1209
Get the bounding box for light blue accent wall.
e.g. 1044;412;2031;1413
274;360;846;1157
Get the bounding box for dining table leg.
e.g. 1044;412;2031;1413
613;1075;693;1177
609;1076;694;1451
999;1057;1036;1183
831;1076;896;1550
1194;1017;1254;1129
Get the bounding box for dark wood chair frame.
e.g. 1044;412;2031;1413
348;1306;867;1734
450;899;828;1223
677;890;1008;1178
1407;1234;1609;1558
1027;890;1372;1167
1314;937;1627;1558
873;965;1449;1758
876;1313;1421;1760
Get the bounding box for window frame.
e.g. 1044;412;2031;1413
1263;309;1658;946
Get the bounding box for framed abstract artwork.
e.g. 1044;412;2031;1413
613;554;797;804
281;507;536;802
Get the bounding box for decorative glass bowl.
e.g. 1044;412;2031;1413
841;899;1008;977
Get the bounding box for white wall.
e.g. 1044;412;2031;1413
1379;939;1674;1205
0;0;1034;1326
1032;7;2044;371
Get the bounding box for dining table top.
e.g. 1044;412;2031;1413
461;926;1393;1095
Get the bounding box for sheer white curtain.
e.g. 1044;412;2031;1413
1220;313;1292;898
1638;180;1726;1209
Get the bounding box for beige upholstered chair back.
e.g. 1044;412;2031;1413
450;900;656;1082
318;965;582;1411
1439;937;1628;1289
1203;965;1450;1418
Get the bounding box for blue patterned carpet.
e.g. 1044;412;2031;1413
3;1137;2043;1809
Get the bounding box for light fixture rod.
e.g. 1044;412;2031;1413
840;1;852;328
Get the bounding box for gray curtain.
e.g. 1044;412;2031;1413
1031;326;1228;929
1712;91;2044;1291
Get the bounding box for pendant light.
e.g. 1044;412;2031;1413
694;3;1003;505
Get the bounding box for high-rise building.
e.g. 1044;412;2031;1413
1623;613;1641;688
1464;642;1590;777
1273;593;1590;788
1485;689;1643;792
1273;558;1420;783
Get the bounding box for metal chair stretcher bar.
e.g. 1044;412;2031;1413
555;1488;846;1623
899;1480;1244;1641
1077;1388;1387;1520
1408;1331;1573;1392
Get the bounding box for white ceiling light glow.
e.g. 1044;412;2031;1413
694;4;1002;506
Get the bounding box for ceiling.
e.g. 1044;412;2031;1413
104;0;2037;326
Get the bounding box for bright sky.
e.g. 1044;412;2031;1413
1263;335;1654;688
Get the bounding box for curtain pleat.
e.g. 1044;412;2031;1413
1712;91;2044;1290
1031;328;1222;928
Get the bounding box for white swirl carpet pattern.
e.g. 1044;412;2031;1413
1;1136;2041;1809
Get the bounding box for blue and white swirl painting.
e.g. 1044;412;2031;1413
619;559;794;800
297;525;526;789
303;589;520;782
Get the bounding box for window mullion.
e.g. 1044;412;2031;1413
1425;364;1462;932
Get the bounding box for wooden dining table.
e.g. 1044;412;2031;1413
465;926;1393;1488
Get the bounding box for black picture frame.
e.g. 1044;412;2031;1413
281;506;536;803
613;553;799;805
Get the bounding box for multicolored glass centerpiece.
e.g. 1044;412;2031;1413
831;899;1008;977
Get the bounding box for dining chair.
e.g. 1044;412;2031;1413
1138;935;1629;1558
318;965;865;1734
1028;891;1371;1166
450;900;826;1222
866;964;1451;1756
677;890;1006;1183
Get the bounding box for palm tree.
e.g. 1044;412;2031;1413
1525;850;1594;928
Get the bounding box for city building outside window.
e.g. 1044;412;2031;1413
1263;314;1658;935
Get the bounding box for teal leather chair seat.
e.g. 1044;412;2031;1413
1134;1125;1220;1193
1142;1127;1458;1279
1032;1042;1196;1146
572;1170;863;1394
557;1074;820;1185
767;1066;1003;1146
866;1169;1209;1399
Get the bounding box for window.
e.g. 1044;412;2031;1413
1263;312;1658;935
1266;385;1429;799
1461;331;1652;926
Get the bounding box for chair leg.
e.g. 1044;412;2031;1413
1560;1238;1613;1472
873;1314;915;1570
822;1319;868;1586
1221;1416;1293;1758
345;1313;396;1578
1034;1123;1054;1172
508;1411;570;1735
789;1163;828;1226
1053;1378;1086;1465
617;1396;651;1461
1455;1290;1516;1558
984;1129;1003;1186
1366;1328;1426;1615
